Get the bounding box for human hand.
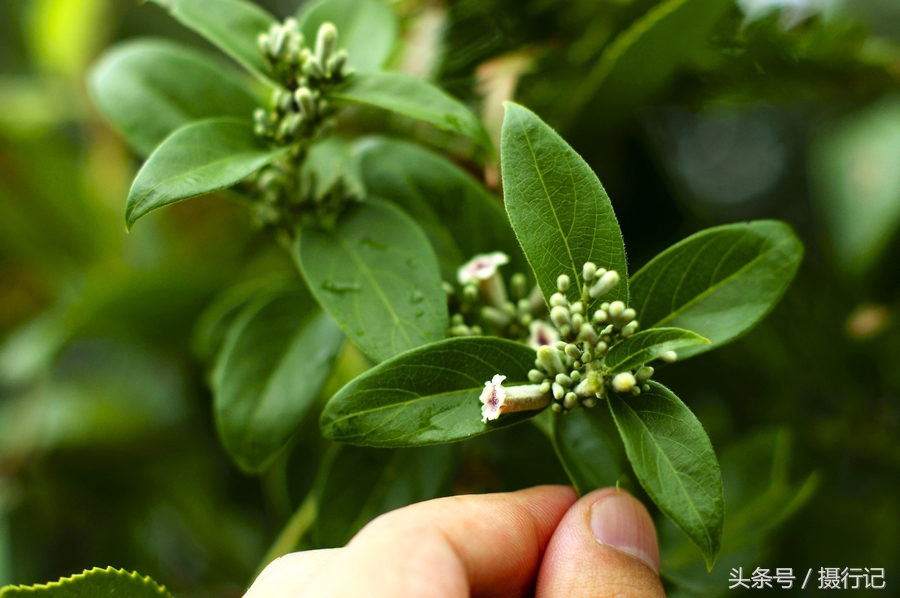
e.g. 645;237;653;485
245;486;666;597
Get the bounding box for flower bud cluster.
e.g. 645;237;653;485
254;21;350;144
525;262;673;414
448;253;548;343
245;20;356;230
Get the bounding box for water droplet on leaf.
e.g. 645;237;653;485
321;280;360;294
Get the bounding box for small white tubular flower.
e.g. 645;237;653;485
458;252;510;308
457;252;510;285
479;374;551;423
527;320;560;350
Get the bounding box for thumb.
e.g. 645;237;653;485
536;487;665;597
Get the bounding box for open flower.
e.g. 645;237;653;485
527;320;559;350
479;374;551;423
458;252;510;309
458;252;510;284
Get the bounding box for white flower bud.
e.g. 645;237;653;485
258;33;271;56
305;56;324;78
611;372;636;393
621;321;638;338
326;49;348;77
557;274;570;292
538;346;565;375
294;87;316;119
480;306;511;327
595;341;608;354
554;341;567;351
555;373;573;387
660;350;678;363
510;273;528;299
550;305;570;329
271;26;288;58
631;386;641;395
552;382;565;399
315;22;338;64
635;366;654;384
470;325;483;335
451;313;465;326
541;380;552;394
284;17;300;34
450;325;470;336
570;301;584;315
593;309;608;324
642;384;650;392
589;270;620;299
564;343;582;359
528;369;546;383
582;397;598;408
608;301;625;319
614;308;636;329
570;370;582;383
583;262;597;281
564;392;578;409
551;402;563;413
550;292;567;307
571;313;584;330
578;323;599;345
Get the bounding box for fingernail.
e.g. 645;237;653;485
590;490;660;573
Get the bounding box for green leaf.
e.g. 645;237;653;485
193;275;285;360
604;328;709;374
357;137;526;280
296;199;447;364
300;137;366;202
608;381;724;569
298;0;399;73
212;281;344;473
88;39;263;157
569;0;731;127
501;102;628;308
126;118;287;229
147;0;277;82
0;567;171;598
809;96;900;274
333;72;493;150
661;429;819;593
312;444;453;547
320;337;539;447
629;221;803;359
552;409;622;495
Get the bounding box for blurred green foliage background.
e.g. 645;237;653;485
1;0;899;595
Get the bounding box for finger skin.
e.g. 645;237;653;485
299;485;577;598
536;488;666;598
244;549;338;598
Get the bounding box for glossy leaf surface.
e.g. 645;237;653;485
148;0;276;82
0;568;171;598
297;199;447;364
662;429;819;595
629;221;803;359
126;118;286;229
312;444;453;547
552;409;622;495
298;0;399;73
88;40;262;157
604;328;709;374
501;102;628;308
320;337;539;446
358;137;525;279
608;381;724;569
212;282;344;473
333;73;493;150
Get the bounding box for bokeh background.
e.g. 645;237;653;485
1;0;899;595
